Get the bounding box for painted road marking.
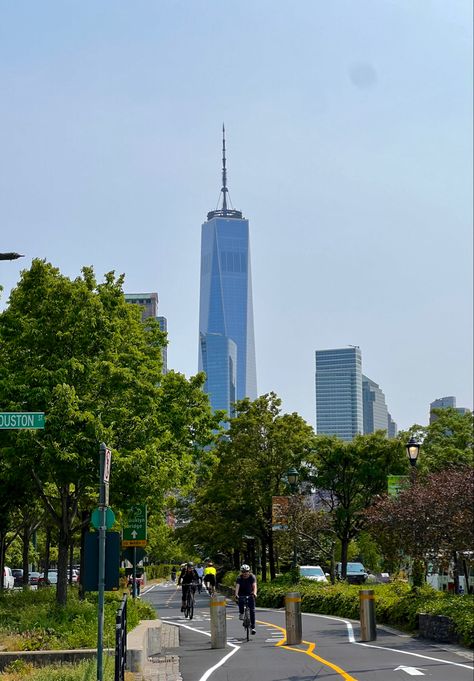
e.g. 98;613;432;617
302;613;474;671
257;618;359;681
395;665;426;676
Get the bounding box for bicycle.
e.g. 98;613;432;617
241;595;252;641
184;582;198;620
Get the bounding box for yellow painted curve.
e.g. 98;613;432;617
257;618;359;681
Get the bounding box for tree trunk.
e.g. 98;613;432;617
44;525;51;577
261;536;267;582
0;532;6;592
56;525;70;606
340;535;349;579
79;511;90;601
330;543;336;584
22;526;31;588
268;530;276;580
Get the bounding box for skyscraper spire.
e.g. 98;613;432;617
207;125;243;220
221;123;228;213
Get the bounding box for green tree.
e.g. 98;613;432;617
185;393;315;580
308;432;405;579
0;260;219;604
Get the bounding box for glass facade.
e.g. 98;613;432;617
362;374;389;435
198;216;257;416
124;292;168;374
315;347;363;441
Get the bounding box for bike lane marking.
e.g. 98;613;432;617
302;612;474;671
257;618;359;681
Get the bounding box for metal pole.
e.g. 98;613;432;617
285;592;302;645
210;594;227;648
97;443;108;681
359;589;376;641
132;547;137;599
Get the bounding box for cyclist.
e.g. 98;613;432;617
177;562;200;612
203;560;217;595
235;564;257;635
195;563;204;593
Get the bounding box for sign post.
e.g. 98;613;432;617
123;505;147;599
97;443;111;681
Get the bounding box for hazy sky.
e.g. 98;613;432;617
0;1;472;431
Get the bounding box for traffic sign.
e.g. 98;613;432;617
123;504;147;546
0;412;45;429
103;447;112;483
91;507;116;530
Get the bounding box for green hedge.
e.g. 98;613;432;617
252;577;474;647
145;564;177;580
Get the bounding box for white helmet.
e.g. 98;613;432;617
240;564;251;572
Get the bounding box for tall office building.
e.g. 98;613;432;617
362;375;389;435
315;347;363;441
387;412;398;439
429;396;468;423
198;127;257;416
124;292;168;373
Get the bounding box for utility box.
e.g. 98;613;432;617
83;531;120;591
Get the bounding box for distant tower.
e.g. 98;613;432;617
362;375;389;435
198;126;257;418
125;292;168;374
429;395;468;423
315;347;363;441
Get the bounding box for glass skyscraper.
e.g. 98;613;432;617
198;128;257;416
315;347;363;441
362;374;389;435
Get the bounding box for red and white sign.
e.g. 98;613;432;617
103;447;112;483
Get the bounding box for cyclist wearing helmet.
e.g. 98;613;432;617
235;564;257;634
177;562;199;612
203;561;217;594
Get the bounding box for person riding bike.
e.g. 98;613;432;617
235;564;257;635
203;561;217;594
177;562;200;612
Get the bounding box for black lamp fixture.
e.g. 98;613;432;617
286;467;299;488
406;436;420;467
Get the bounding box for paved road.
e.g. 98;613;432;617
143;583;474;681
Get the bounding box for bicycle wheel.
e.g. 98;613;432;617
189;593;194;620
243;607;250;641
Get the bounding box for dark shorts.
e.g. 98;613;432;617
204;573;216;586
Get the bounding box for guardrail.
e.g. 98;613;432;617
115;594;127;681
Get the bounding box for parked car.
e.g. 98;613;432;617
299;565;328;583
336;562;368;585
28;571;41;587
38;570;58;586
3;567;14;589
12;568;24;588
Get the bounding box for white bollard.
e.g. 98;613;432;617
285;592;302;645
210;594;227;649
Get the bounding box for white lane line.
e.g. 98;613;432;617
166;620;241;681
302;612;473;670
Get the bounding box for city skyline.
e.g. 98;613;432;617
0;2;472;431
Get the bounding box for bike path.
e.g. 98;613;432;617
143;583;474;681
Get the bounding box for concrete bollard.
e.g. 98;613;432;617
285;592;302;645
210;594;227;649
359;589;377;641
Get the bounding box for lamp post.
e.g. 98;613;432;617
286;467;299;569
0;252;24;260
406;436;420;483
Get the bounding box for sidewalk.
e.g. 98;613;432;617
133;617;181;681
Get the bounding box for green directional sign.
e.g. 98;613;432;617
0;412;45;429
91;507;116;530
123;504;147;547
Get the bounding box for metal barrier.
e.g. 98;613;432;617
115;594;127;681
359;589;376;641
285;592;302;645
210;594;227;649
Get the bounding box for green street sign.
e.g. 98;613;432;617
123;504;147;546
387;475;409;497
91;507;116;530
0;412;45;429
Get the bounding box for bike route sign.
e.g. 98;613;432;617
122;504;147;547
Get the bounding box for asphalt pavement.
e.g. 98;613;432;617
143;582;474;681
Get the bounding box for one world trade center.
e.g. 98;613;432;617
198;127;257;418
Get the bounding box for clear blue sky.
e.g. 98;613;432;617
0;1;472;431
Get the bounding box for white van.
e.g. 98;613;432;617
3;566;14;589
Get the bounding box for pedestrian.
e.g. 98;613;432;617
171;566;177;583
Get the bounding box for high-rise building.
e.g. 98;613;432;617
387;412;398;439
315;347;363;441
362;375;389;435
429;396;468;423
124;292;168;373
198;127;257;416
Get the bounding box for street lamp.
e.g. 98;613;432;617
406;436;420;467
286;468;300;568
0;252;24;260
